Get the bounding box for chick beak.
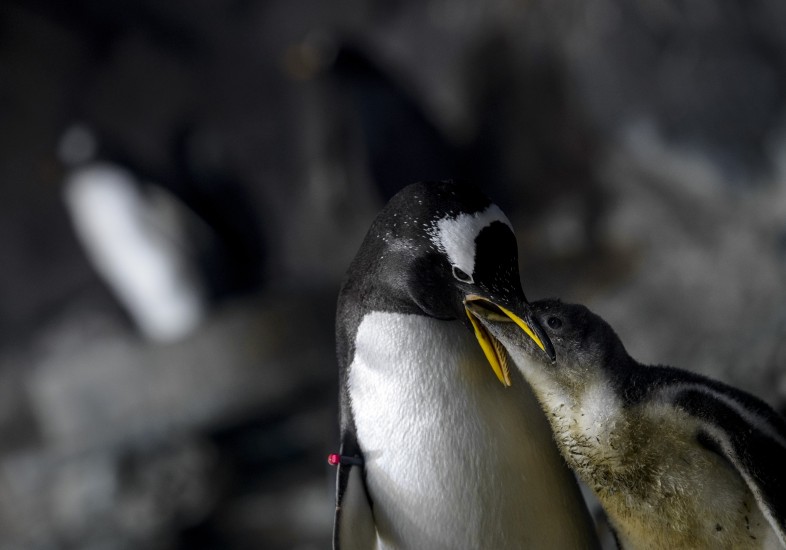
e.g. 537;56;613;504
464;294;555;386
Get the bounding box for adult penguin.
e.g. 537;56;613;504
332;181;598;549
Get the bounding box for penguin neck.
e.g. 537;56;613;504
520;361;642;484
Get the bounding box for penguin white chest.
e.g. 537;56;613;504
348;311;595;550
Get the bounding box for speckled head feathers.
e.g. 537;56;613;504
340;181;525;323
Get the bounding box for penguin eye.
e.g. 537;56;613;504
452;265;474;284
547;316;563;330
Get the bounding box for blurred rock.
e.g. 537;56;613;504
0;288;335;548
589;125;786;408
27;294;331;451
0;439;216;549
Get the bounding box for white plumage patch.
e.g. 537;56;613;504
427;205;511;277
576;381;622;443
347;311;598;550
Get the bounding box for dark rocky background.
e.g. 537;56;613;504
1;0;786;548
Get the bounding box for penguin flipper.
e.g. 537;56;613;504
701;429;786;546
333;447;376;549
678;389;786;546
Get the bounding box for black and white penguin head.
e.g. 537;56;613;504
470;299;628;395
369;182;517;316
344;181;555;384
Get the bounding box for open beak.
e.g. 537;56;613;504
464;294;555;386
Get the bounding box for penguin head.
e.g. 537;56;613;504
470;298;628;395
346;181;555;384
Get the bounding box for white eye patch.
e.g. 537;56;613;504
427;204;512;278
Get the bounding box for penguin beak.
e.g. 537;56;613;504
464;295;555;386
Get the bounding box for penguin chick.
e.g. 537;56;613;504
334;183;599;550
469;299;786;550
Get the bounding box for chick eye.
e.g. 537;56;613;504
547;316;563;330
452;265;474;284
